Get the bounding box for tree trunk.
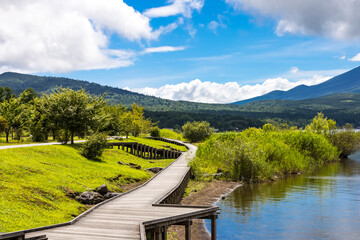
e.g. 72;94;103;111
5;131;9;143
52;129;56;141
71;131;74;144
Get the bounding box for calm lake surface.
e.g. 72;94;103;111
206;151;360;239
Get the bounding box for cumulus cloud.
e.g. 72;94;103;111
130;75;331;103
144;0;204;18
225;0;360;40
142;46;186;54
0;0;170;73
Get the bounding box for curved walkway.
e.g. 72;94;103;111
17;140;218;239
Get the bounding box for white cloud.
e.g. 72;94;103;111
350;53;360;61
144;0;204;18
290;66;299;74
0;0;173;73
142;46;186;54
130;75;332;104
207;15;227;33
225;0;360;40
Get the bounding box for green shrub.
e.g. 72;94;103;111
80;132;108;160
191;126;340;183
330;124;360;158
150;126;160;137
182;121;214;143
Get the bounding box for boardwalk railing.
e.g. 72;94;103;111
108;141;182;159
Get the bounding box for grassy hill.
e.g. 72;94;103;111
0;138;178;232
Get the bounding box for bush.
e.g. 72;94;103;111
150;126;160;137
330;124;360;158
191;127;340;183
80;132;108;160
182;121;214;143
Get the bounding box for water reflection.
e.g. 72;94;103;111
208;151;360;240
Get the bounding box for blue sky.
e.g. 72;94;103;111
1;0;360;103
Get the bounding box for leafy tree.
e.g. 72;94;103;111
305;112;336;137
42;88;106;144
0;96;31;142
19;88;38;104
0;116;8;135
120;111;133;138
182;121;214;143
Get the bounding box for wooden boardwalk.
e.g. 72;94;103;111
13;140;219;240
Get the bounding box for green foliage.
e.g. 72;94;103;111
305;112;336;136
191;126;340;183
182;121;214;143
159;129;184;141
80;132;108;160
42;87;106;144
305;114;360;158
150;126;160;137
329;124;360;158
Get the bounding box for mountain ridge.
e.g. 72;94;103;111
232;66;360;105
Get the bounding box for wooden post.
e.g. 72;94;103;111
185;220;191;240
137;144;140;157
161;226;167;240
155;227;162;240
122;144;124;151
211;215;217;240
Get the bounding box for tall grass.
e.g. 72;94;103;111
190;127;339;183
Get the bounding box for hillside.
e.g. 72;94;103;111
236;93;360;127
0;139;175;232
1;71;359;129
0;72;239;112
233;66;360;105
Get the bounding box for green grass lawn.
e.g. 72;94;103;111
0;143;174;232
111;136;188;152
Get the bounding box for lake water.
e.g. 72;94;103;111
206;151;360;239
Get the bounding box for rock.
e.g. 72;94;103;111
76;191;104;204
95;184;108;195
128;162;136;166
104;192;120;200
131;165;141;170
146;167;163;174
149;161;155;163
117;161;126;165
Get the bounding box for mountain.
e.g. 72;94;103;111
0;72;240;112
232;66;360;105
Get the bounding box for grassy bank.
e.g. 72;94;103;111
0;140;175;232
190;127;341;183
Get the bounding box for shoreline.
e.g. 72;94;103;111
168;180;241;239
